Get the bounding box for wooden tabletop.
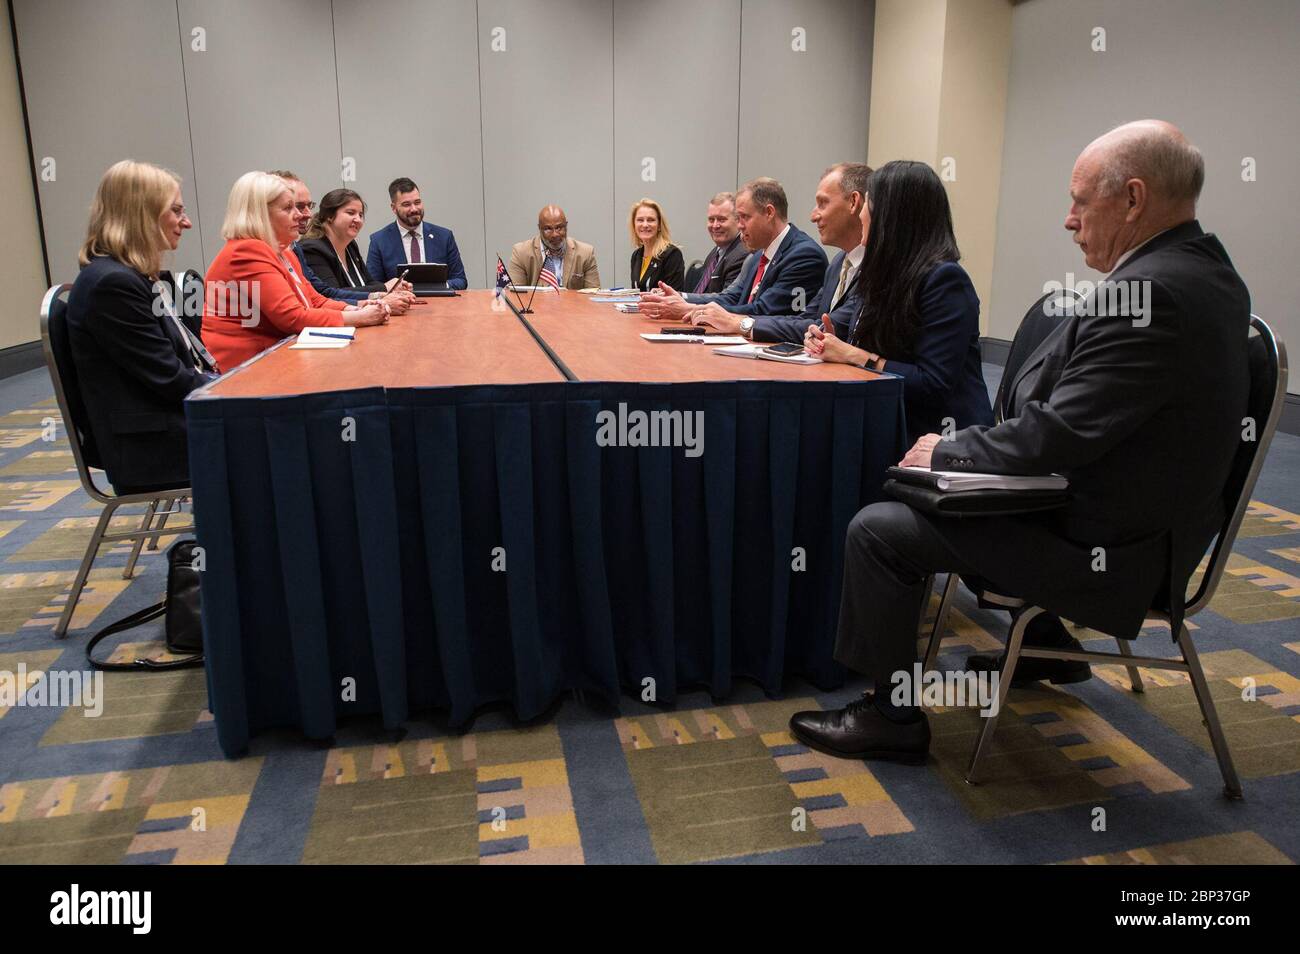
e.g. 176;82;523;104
198;293;565;398
518;289;883;383
197;289;882;398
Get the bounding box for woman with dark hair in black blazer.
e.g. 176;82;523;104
805;160;993;442
299;189;390;295
628;197;686;291
66;160;217;494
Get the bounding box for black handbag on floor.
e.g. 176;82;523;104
86;538;204;671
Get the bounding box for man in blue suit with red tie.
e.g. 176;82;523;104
639;177;826;337
695;163;870;342
366;177;468;289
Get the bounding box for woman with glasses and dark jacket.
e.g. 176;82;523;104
65;159;217;493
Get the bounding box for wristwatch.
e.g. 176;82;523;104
739;317;755;339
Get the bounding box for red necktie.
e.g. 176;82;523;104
747;253;769;303
408;231;420;262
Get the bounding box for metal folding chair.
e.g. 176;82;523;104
922;315;1287;798
39;284;193;638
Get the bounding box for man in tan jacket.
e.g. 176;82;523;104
507;205;601;289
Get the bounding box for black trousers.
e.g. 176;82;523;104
833;502;1076;689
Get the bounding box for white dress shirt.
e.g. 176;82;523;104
401;224;424;263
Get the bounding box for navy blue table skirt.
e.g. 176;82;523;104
186;379;906;756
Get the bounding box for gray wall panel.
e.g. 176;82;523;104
991;0;1300;393
177;0;341;268
738;0;873;252
612;0;741;287
477;0;614;288
12;0;874;299
14;0;201;278
332;0;485;285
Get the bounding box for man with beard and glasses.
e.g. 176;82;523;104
507;205;601;289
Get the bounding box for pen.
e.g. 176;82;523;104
306;331;353;340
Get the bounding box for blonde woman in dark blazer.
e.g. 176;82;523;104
628;198;685;291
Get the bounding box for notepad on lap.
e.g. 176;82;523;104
888;466;1067;492
291;327;356;349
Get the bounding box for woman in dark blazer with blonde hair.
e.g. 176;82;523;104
628;198;685;291
65;159;217;492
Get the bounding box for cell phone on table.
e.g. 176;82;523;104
764;342;806;356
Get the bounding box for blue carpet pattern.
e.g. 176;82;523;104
0;364;1296;864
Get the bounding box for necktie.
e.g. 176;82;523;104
831;255;853;309
408;230;420;263
747;253;769;303
693;247;718;293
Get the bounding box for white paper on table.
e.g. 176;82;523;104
290;327;356;349
641;333;748;344
711;343;822;364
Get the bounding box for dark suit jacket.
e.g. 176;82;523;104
366;220;467;288
631;244;685;291
299;237;385;295
752;249;862;344
291;241;368;302
685;224;827;316
868;261;994;440
940;221;1251;638
693;235;747;293
66;256;215;491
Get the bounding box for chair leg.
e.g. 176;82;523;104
923;574;960;675
915;574;934;633
1115;637;1145;693
122;499;158;579
1179;624;1243;799
55;502;117;638
147;497;172;550
966;605;1042;785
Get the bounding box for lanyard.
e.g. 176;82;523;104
155;281;208;371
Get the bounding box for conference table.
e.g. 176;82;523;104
186;289;906;757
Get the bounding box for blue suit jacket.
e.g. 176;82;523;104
684;224;826;315
876;260;994;442
366;221;467;289
752;249;861;343
292;242;369;303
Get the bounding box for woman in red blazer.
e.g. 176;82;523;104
202;171;387;369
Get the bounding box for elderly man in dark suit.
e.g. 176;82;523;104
790;120;1252;763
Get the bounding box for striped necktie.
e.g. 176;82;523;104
693;247;719;293
831;255;853;309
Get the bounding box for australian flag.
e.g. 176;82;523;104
494;255;511;297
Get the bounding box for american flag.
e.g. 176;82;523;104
494;255;510;297
539;264;560;289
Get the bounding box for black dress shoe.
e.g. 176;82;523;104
789;693;930;764
966;614;1092;686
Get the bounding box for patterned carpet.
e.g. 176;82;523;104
0;364;1297;865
